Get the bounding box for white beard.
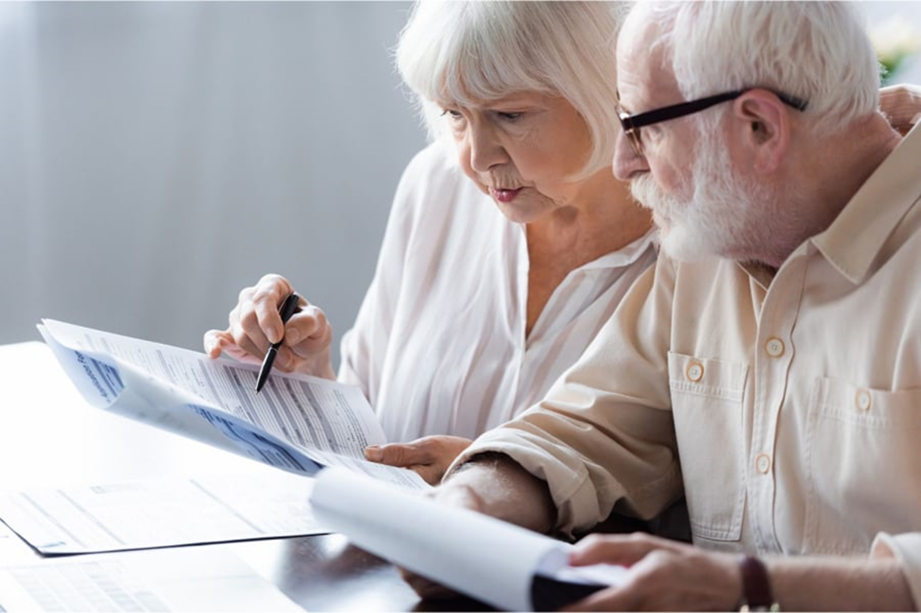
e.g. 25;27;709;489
630;130;771;263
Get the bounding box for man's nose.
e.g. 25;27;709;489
612;130;649;181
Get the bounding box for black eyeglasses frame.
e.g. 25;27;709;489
617;88;809;156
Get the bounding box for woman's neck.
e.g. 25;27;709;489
526;173;653;264
523;174;653;338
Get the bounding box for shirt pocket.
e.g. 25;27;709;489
804;378;921;555
668;352;748;543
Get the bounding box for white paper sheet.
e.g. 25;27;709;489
37;319;428;489
0;546;303;611
0;471;325;554
310;467;628;611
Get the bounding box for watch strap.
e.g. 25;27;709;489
739;555;779;611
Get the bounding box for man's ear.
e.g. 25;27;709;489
730;89;791;175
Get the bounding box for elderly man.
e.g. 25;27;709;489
424;2;921;610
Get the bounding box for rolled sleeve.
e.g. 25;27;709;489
871;532;921;609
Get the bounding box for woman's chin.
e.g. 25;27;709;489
492;202;545;224
490;191;559;224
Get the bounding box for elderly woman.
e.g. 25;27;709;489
204;1;653;484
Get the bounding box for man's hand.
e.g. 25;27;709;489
563;533;741;612
880;83;921;136
364;436;473;485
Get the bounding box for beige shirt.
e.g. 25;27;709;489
455;123;921;603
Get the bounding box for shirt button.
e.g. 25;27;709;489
685;361;704;382
755;453;771;474
855;389;872;411
765;337;785;358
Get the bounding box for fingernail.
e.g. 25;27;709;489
364;446;382;462
286;328;300;345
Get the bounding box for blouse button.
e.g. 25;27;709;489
686;361;704;383
765;337;785;358
755;453;772;474
855;389;872;412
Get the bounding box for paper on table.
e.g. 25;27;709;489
310;467;628;612
0;546;303;612
36;319;428;489
0;471;326;555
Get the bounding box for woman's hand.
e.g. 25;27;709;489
364;435;473;485
880;83;921;136
563;533;741;612
203;273;336;380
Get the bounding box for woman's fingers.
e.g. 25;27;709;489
364;441;434;467
250;275;296;345
206;275;336;379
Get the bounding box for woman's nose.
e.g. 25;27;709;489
468;125;508;172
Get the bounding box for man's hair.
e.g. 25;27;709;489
396;1;628;177
646;1;880;135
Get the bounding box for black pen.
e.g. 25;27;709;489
255;292;300;393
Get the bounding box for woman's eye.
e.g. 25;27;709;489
441;109;463;120
496;111;523;122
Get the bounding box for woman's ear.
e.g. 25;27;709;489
730;89;791;175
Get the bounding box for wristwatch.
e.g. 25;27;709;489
738;555;780;611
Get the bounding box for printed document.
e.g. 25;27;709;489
0;471;324;555
0;546;302;611
311;467;629;612
37;319;428;490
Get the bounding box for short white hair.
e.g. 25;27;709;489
396;1;629;176
642;1;880;135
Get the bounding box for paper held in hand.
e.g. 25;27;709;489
36;319;429;490
310;467;629;612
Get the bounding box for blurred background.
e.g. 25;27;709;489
1;1;919;369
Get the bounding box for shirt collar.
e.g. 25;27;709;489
512;219;659;272
580;227;659;271
811;122;921;284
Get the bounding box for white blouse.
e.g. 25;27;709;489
338;143;657;442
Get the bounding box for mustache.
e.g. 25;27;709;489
629;175;658;210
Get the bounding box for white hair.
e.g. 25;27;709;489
395;1;629;177
642;1;880;136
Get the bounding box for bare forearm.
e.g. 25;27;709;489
440;452;557;533
770;557;913;611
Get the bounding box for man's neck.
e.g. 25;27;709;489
767;113;902;268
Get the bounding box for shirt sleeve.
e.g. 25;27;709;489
871;532;921;608
446;257;683;537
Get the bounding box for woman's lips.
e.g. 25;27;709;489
490;187;522;203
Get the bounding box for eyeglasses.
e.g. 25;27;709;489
616;88;809;157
